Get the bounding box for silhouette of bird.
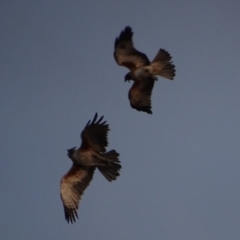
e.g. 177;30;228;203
114;26;176;114
60;113;121;223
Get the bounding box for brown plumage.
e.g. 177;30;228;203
128;78;155;114
60;113;121;223
114;26;176;114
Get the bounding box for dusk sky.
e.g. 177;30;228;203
1;1;240;239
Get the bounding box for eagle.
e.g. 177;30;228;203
114;26;176;114
60;113;121;223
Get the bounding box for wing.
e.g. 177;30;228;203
114;26;150;71
60;164;95;223
128;78;155;114
80;113;109;152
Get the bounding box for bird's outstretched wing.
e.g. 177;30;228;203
60;164;95;223
114;26;150;71
128;78;155;114
80;113;109;152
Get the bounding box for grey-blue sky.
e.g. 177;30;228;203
1;1;240;239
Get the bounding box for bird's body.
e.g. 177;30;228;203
60;113;121;223
68;147;120;168
114;26;176;114
133;66;154;80
68;148;97;166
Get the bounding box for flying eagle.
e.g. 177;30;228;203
114;26;176;114
60;113;121;223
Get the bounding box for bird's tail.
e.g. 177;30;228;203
151;49;176;80
97;150;121;182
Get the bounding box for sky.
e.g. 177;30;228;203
1;1;240;239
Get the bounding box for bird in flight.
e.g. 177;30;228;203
60;113;121;223
114;26;176;114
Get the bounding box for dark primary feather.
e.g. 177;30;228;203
114;26;133;49
114;26;150;71
80;113;109;152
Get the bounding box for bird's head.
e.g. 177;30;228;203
124;72;133;82
67;147;76;158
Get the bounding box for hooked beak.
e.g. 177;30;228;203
124;72;132;82
67;147;76;158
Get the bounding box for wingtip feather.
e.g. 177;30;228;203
114;26;133;49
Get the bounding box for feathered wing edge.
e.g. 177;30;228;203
84;113;106;129
60;165;95;223
114;26;133;50
80;113;109;152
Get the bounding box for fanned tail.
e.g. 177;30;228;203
151;49;176;80
97;150;121;182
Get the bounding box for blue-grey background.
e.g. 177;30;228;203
1;1;240;239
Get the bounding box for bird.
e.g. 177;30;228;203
114;26;176;114
60;113;121;223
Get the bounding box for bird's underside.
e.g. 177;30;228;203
60;113;121;223
114;26;176;114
